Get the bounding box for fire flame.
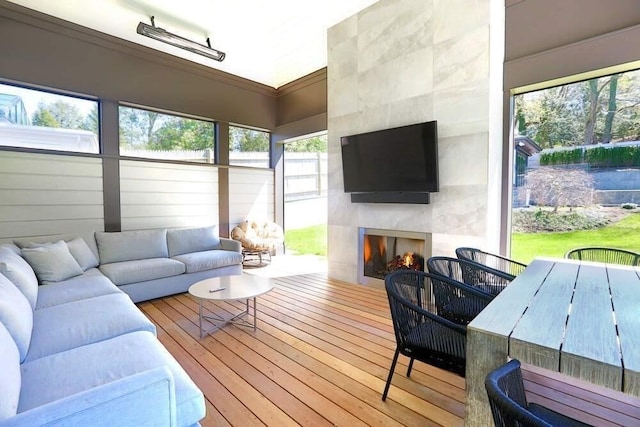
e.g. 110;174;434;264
364;236;372;262
364;236;386;263
403;252;414;267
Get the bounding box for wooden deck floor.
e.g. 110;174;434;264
138;272;465;427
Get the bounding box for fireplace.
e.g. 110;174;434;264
358;228;432;286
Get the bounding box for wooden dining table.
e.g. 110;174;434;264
465;257;640;426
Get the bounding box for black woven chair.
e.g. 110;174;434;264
485;359;591;427
456;247;527;280
427;256;514;298
430;274;493;325
565;247;640;266
383;270;467;401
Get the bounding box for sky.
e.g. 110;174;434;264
0;82;95;120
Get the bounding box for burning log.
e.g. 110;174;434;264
385;252;422;273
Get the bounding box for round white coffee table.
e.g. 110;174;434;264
188;274;274;338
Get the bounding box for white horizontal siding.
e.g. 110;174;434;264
0;151;104;242
229;168;275;227
120;160;219;230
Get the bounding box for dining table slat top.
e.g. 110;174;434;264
465;257;640;426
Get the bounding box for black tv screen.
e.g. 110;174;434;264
341;121;438;194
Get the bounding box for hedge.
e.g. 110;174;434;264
540;145;640;167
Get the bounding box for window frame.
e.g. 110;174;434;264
0;79;101;156
118;103;217;165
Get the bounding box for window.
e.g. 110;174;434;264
511;68;640;263
119;106;215;163
0;82;99;154
229;125;270;168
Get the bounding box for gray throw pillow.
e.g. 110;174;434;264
20;237;99;271
65;237;99;271
21;240;84;283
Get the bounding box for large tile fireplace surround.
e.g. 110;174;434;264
357;227;432;286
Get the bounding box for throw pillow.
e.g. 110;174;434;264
65;237;99;271
0;247;39;309
21;240;83;283
20;237;99;271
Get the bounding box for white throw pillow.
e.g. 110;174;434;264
21;240;84;283
65;237;99;271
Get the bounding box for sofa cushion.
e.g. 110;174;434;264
36;268;122;310
0;321;20;421
20;331;205;426
13;232;99;260
66;237;100;271
95;229;169;264
21;240;84;283
0;246;38;309
167;225;221;257
99;258;185;286
0;273;33;362
20;237;99;272
26;293;156;362
172;250;244;273
0;243;21;255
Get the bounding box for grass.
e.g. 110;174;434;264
511;213;640;264
285;224;327;256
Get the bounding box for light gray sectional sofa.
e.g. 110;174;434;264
94;226;243;302
0;225;244;426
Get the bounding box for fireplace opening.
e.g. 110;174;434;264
362;233;426;281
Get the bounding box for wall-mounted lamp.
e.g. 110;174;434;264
136;16;226;62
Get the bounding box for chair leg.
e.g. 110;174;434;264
407;357;415;377
382;348;401;401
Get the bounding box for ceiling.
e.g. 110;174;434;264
7;0;379;89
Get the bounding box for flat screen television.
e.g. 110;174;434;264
340;121;438;203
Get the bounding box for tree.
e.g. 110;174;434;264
602;74;619;143
230;127;269;151
119;107;163;148
81;104;99;134
515;69;640;148
285;135;327;152
153;117;214;150
32;100;84;129
527;167;594;211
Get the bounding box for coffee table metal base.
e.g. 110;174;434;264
198;297;257;338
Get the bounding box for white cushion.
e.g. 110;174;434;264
167;226;221;257
66;237;99;271
172;250;243;273
0;321;20;421
0;272;33;362
0;246;38;309
22;237;99;272
21;240;84;283
95;229;168;264
99;258;185;286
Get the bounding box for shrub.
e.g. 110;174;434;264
540;145;640;168
526;167;594;211
512;208;610;233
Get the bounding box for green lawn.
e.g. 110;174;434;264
285;224;327;256
511;213;640;264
